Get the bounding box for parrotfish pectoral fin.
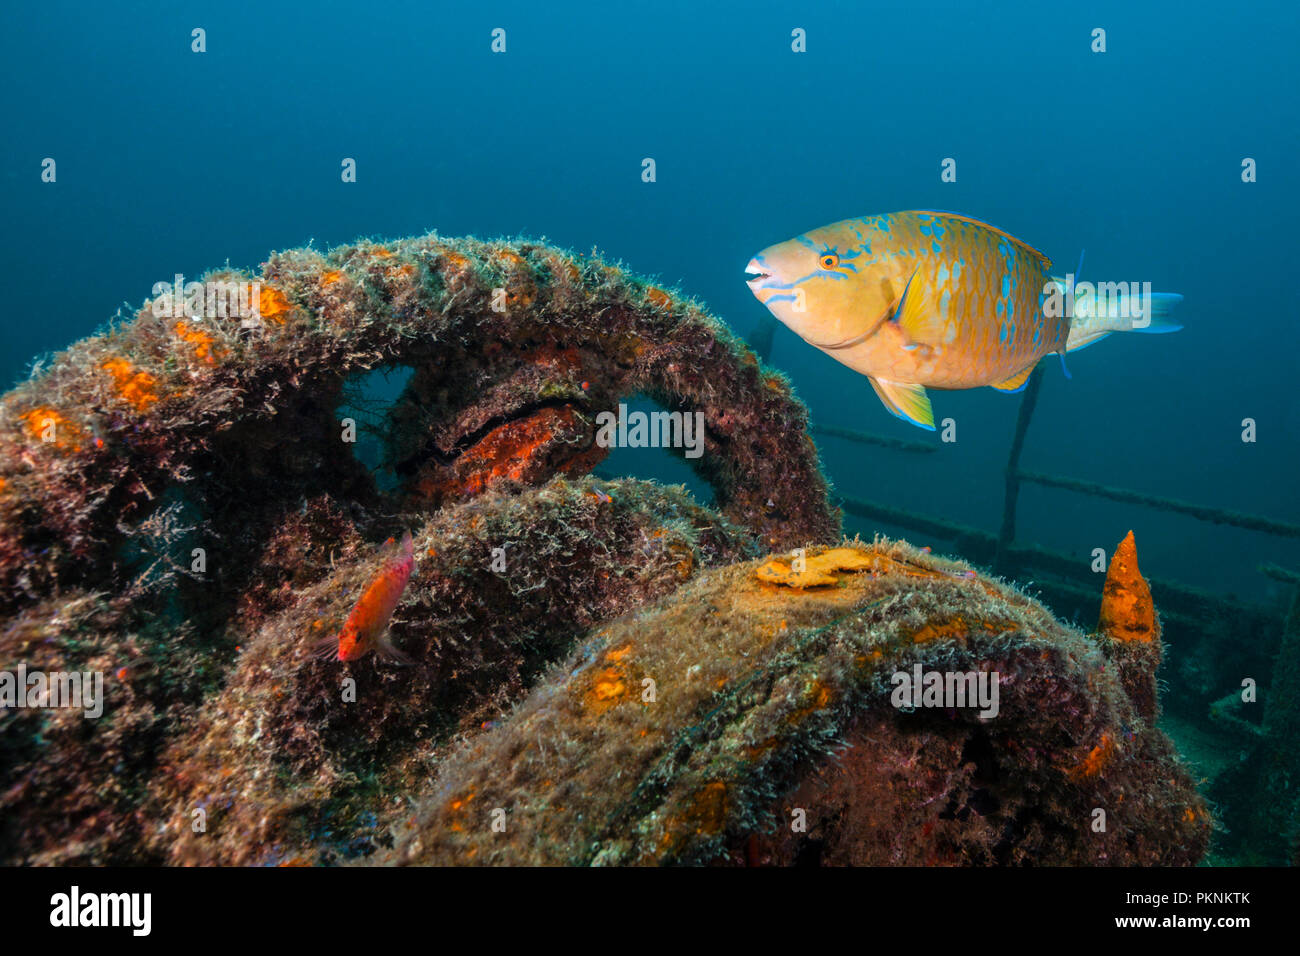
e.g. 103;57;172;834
869;378;935;430
891;269;945;348
990;364;1036;393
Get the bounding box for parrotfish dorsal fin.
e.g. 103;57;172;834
869;377;935;430
990;364;1036;392
907;210;1052;269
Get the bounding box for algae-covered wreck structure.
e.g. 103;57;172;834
0;233;1214;865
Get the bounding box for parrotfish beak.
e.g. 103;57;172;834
744;257;772;288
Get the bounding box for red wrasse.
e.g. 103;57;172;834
315;531;415;663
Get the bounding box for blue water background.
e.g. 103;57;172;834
1;0;1296;605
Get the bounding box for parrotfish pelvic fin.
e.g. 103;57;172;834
869;378;935;431
990;364;1036;393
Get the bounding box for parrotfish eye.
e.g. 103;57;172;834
819;252;839;270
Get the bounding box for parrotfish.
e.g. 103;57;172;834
316;531;415;663
745;210;1182;429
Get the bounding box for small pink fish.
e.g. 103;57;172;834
316;531;415;663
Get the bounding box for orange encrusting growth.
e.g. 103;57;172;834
439;250;471;274
1068;731;1117;781
908;614;1012;645
19;407;82;451
754;546;982;591
101;358;160;412
645;287;675;310
257;286;294;324
492;249;525;267
172;321;223;364
755;547;875;587
413;405;606;505
1098;530;1156;643
582;642;638;715
653;780;729;859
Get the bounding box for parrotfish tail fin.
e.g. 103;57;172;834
376;633;412;666
1061;278;1184;353
869;378;935;431
400;530;414;561
1142;292;1184;331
